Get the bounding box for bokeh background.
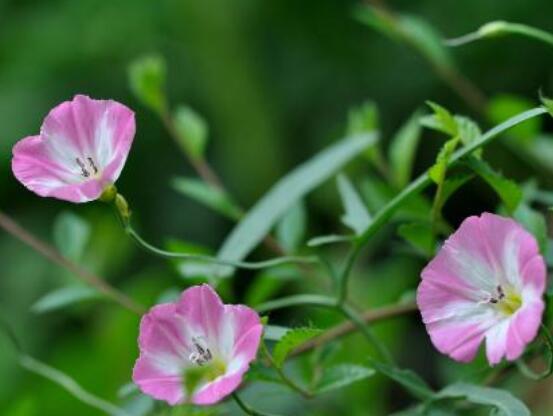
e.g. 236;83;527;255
2;0;553;415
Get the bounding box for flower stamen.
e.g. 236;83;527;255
188;337;213;366
487;284;521;316
76;157;90;177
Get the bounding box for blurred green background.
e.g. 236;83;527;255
2;0;553;415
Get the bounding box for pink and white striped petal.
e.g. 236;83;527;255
417;213;546;365
12;95;135;203
133;284;263;406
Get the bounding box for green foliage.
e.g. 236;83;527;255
466;157;523;213
421;102;458;137
347;100;379;135
433;383;530;416
337;174;371;235
397;222;435;257
31;287;100;314
368;360;434;400
487;95;541;142
354;7;452;69
429;136;460;185
276;201;307;253
53;211;90;261
215;133;377;276
513;203;548;253
272;328;322;368
245;266;298;306
173;105;208;160
388;111;422;188
128;55;167;114
307;234;353;247
172;177;242;220
313;364;375;394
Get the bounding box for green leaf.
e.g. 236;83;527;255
347;100;379;135
466;157;522;213
173;105;208;160
455;115;482;148
172;177;242;220
307;234;354;247
368;360;434;400
513;203;548;253
215;133;377;276
272;327;322;368
337;175;371;235
314;364;375;394
245;265;298;306
53;211;90;261
354;8;452;69
263;325;290;342
429;136;460;185
128;54;167;114
397;222;435;257
487;94;541;143
388;111;422;188
435;172;475;214
433;383;530;416
31;286;100;314
540;92;553;118
276;201;307;253
19;355;131;416
399;15;452;69
421;102;458;137
346;100;383;164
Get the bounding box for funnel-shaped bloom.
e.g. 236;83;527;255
12;95;135;203
133;284;263;405
417;213;545;365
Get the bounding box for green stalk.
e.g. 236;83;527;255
356;107;547;248
446;21;553;49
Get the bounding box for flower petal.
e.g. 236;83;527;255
478;213;541;290
12;95;135;202
133;304;190;405
192;369;248;406
176;284;225;346
418;212;546;365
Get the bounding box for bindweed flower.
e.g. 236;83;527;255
12;95;135;203
133;284;263;405
417;213;545;365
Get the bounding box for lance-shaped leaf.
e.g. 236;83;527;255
314;364;375;395
388;111;422;188
276;201;307;253
337;175;371;235
32;286;101;314
173;105;209;160
433;383;530;416
368;360;434;401
466;157;522;213
172;177;242;220
215;133;377;276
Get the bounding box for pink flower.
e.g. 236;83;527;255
417;212;546;365
12;95;135;203
133;284;263;405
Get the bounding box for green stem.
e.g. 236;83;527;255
446;21;553;49
232;393;280;416
20;355;130;416
337;244;362;305
261;342;313;399
338;303;394;365
124;223;317;270
256;295;337;314
356;107;548;248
